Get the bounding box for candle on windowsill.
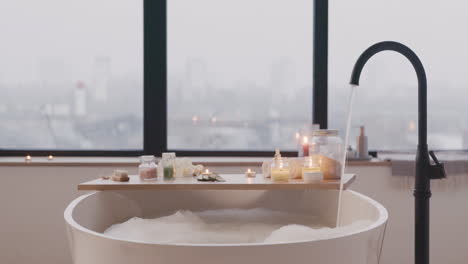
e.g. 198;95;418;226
25;155;32;162
48;155;54;161
302;136;309;157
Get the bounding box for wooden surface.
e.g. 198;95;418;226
78;174;356;191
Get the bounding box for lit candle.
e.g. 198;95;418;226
245;168;256;178
201;168;214;181
47;155;54;161
302;156;322;181
271;162;290;182
302;136;309;156
25;155;32;162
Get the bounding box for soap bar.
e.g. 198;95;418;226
112;170;129;182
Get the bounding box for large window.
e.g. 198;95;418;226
329;0;467;151
7;0;461;156
167;0;313;151
0;0;143;151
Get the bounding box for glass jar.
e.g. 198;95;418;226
161;152;176;180
270;156;290;182
138;155;158;180
302;156;321;178
311;129;343;180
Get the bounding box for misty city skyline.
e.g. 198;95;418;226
1;0;468;151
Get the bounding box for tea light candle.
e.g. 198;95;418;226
25;155;32;162
201;168;214;181
47;155;54;161
245;168;256;178
302;136;309;156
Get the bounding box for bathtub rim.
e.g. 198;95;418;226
64;190;388;247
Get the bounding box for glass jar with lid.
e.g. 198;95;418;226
311;129;343;180
270;149;290;182
161;152;176;180
138;155;158;180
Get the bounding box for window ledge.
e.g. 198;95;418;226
0;156;390;167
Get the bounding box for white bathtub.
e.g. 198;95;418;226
64;189;387;264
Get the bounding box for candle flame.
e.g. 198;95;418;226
204;169;210;173
295;132;300;140
48;155;54;160
303;136;308;144
247;168;251;173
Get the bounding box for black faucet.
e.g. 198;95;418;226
349;41;446;264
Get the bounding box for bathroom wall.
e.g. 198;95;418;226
0;162;466;264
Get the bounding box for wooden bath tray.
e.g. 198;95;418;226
78;174;356;191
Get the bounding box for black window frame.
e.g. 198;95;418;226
0;0;329;157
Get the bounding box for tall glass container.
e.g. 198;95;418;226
270;149;290;182
161;152;176;180
311;129;343;180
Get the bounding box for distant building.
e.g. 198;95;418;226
74;81;87;117
183;58;208;101
93;56;111;102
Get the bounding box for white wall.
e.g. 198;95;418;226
0;164;466;264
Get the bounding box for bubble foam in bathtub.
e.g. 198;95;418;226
103;208;369;244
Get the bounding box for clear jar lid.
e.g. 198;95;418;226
140;155;155;163
162;152;176;159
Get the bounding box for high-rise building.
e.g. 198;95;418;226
74;81;87;117
92;56;111;102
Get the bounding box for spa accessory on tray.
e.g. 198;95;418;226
161;153;176;180
311;129;343;180
271;149;290;182
139;155;158;180
197;169;225;182
302;156;323;182
112;170;129;182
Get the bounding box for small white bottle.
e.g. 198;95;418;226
356;126;369;159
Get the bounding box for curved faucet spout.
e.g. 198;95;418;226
348;41;445;264
349;41;427;146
